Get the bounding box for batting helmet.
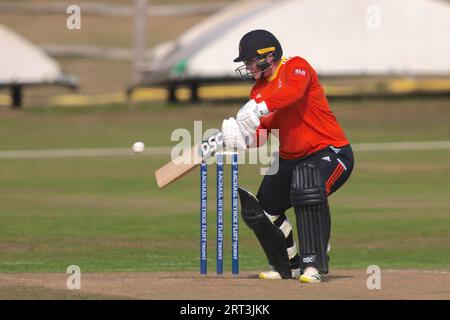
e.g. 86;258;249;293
233;29;283;63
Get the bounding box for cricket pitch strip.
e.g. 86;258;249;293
1;269;450;300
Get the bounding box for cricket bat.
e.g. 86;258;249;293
154;131;223;188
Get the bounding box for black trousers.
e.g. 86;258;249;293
257;144;354;215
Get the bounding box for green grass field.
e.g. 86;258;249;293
1;97;450;274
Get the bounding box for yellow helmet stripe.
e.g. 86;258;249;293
256;47;275;55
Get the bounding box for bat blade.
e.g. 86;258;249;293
154;131;223;188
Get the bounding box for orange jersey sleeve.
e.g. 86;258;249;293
252;124;270;148
249;56;349;159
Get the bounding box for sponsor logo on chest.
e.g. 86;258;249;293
295;68;306;76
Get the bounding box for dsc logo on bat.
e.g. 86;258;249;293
199;132;224;158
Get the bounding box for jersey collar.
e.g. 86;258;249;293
266;57;287;82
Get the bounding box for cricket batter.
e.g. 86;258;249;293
221;30;354;283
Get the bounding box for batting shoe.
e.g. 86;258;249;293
259;267;301;280
299;267;323;283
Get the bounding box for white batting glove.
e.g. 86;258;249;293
241;99;270;118
221;117;247;150
236;99;270;136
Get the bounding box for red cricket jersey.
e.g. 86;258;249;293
251;56;349;159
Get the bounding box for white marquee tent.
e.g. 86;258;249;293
0;24;77;107
137;0;450;88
